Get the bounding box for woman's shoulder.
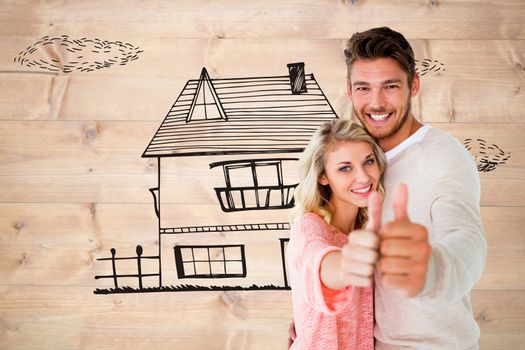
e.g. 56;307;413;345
294;212;326;226
291;212;333;239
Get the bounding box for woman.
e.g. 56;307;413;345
287;119;386;349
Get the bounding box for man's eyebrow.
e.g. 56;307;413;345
384;79;403;84
352;79;403;86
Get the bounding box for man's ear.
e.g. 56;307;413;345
346;79;353;99
410;73;420;97
318;174;329;186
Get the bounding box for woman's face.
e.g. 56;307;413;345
318;140;381;210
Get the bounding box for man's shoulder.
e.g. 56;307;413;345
422;127;461;148
417;127;478;177
420;127;472;160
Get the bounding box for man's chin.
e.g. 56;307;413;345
360;123;388;139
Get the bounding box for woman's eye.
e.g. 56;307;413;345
339;166;351;173
364;158;375;166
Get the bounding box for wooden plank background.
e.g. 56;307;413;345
1;1;524;349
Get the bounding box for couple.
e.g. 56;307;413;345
287;27;487;349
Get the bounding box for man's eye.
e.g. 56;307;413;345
386;85;399;89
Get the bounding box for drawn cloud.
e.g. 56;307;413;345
14;34;143;73
415;59;446;76
464;138;511;172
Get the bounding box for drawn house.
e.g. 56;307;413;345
95;63;339;292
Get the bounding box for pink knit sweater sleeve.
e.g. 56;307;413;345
290;213;354;314
288;213;375;350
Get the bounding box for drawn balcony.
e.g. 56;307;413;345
214;184;297;212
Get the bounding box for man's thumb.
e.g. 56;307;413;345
393;183;409;221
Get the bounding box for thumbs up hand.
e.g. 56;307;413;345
379;184;431;297
337;191;382;288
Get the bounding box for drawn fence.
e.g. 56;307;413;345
94;245;160;289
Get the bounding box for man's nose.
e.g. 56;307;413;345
369;90;386;110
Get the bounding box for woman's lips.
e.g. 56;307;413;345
351;184;373;196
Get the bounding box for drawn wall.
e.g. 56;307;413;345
1;1;524;349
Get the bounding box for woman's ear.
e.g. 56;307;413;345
318;174;329;186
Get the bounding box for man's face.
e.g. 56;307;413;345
347;57;419;151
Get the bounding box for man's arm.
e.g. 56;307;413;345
380;164;487;306
378;184;432;298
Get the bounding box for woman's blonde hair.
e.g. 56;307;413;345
292;119;386;228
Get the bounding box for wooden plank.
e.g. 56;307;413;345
0;203;158;243
0;120;158;203
3;38;523;80
0;73;53;120
0;204;523;289
0;285;292;350
0;73;179;121
0;286;523;350
2;121;523;206
0;0;523;39
0;2;522;349
1;39;523;122
474;290;525;350
479;336;524;350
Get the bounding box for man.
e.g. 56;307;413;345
289;27;487;349
348;26;486;350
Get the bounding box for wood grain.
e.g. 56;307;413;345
0;204;522;290
1;0;523;39
2;121;522;206
474;290;525;350
1;1;524;349
0;286;523;350
1;39;523;122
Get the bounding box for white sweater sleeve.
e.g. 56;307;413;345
414;140;487;308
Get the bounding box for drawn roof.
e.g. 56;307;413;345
142;66;339;158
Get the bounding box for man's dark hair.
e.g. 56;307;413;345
344;27;416;86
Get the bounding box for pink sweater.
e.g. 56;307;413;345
288;213;374;350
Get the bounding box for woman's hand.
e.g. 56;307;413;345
321;191;382;289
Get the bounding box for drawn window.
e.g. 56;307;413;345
174;245;247;279
210;158;298;212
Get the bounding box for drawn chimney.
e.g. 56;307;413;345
287;62;308;94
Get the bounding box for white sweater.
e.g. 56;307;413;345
375;125;487;350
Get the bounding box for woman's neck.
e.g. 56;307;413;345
330;205;358;234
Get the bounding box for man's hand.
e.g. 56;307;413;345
379;183;431;297
338;191;382;287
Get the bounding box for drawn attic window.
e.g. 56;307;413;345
186;68;227;122
209;158;298;212
174;245;247;279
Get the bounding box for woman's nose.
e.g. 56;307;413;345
355;167;371;183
